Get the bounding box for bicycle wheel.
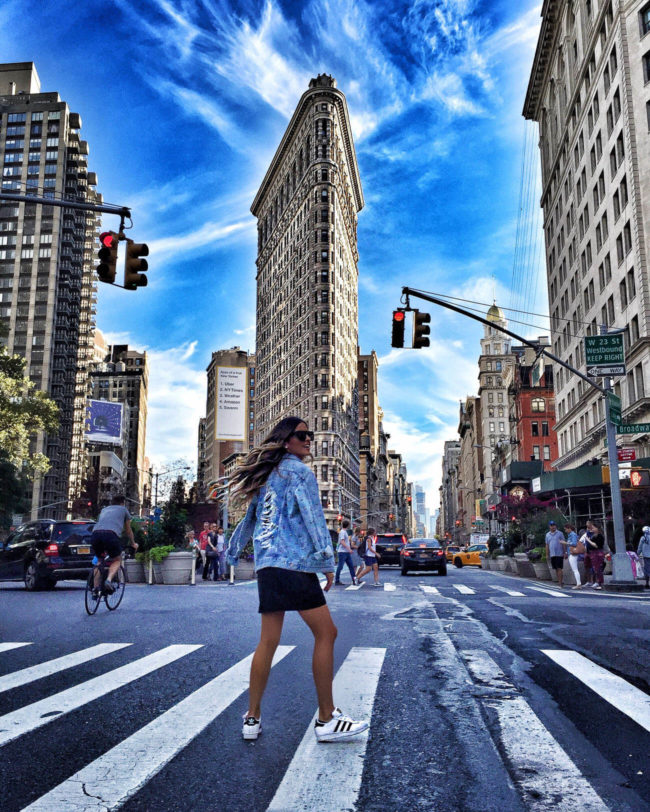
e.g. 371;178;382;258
105;566;126;610
84;571;102;615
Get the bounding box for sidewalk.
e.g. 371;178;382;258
482;566;648;595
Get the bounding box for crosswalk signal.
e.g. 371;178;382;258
96;231;119;284
412;309;431;349
630;469;650;488
124;239;149;290
391;310;405;348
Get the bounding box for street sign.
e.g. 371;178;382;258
584;333;625;366
616;423;650;434
607;392;621;425
586;365;626;377
618;447;636;461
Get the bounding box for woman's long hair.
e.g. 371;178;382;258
227;416;307;507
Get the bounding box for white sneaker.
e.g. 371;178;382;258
242;713;262;740
590;582;598;588
314;707;369;742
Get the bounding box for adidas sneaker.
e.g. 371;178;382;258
314;707;369;742
242;713;262;740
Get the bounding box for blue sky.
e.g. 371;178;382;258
1;0;548;511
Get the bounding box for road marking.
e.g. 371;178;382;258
452;584;475;594
267;647;386;812
527;586;570;599
346;582;365;590
419;585;440;594
0;645;202;747
234;580;256;586
489;585;525;597
467;651;608;811
0;643;32;654
383;583;396;591
542;649;650;733
22;646;294;812
0;643;132;693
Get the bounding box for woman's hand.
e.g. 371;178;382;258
322;572;334;592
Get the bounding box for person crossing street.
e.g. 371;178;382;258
334;519;356;585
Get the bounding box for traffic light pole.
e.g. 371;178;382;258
402;287;637;587
0;191;130;221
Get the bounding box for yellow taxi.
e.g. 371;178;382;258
452;544;489;568
444;544;461;562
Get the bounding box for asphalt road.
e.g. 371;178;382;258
0;564;648;812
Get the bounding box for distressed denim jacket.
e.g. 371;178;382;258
226;454;335;573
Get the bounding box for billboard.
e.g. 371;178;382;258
85;399;123;445
215;366;247;441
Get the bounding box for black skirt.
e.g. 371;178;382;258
257;567;326;613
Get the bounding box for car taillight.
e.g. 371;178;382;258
436;550;444;556
44;543;59;556
403;550;411;557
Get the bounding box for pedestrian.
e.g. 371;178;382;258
356;527;382;586
226;415;369;743
355;528;367;581
637;525;650;589
545;520;566;587
186;530;201;569
584;519;606;590
334;519;356;585
561;523;584;589
199;521;210;580
216;526;227;580
350;525;362;571
206;522;220;581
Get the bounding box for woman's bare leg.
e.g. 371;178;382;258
357;564;371;581
299;604;338;721
248;611;285;718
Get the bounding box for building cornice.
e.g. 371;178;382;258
523;0;560;121
251;81;364;216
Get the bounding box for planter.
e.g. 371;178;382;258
481;557;491;570
162;551;194;585
235;559;256;580
124;559;145;583
152;562;164;584
548;562;558;581
504;556;517;573
532;562;551;580
514;553;535;579
495;557;509;571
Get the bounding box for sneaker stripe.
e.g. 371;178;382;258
268;647;386;812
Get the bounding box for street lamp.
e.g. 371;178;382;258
152;465;191;508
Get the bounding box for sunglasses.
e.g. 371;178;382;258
290;430;314;442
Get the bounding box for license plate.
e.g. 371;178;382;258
419;554;431;560
77;546;90;555
385;546;395;552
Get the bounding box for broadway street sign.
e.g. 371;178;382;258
616;423;650;434
584;334;625;376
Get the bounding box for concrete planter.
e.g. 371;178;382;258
514;554;535;578
481;557;491;570
548;562;558;581
162;551;194;585
124;559;145;583
504;556;517;573
495;557;509;571
532;562;552;580
152;562;164;583
235;559;256;580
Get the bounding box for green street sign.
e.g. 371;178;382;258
607;392;621;425
616;423;650;434
584;334;625;367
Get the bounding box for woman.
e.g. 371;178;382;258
585;519;606;589
561;523;584;589
637;525;650;588
226;416;369;743
356;527;382;587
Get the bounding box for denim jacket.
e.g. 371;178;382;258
226;454;335;573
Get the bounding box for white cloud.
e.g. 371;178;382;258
147;218;252;260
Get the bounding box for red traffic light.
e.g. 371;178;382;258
100;231;116;248
394;311;405;322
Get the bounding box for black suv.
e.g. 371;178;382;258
374;533;408;566
400;538;447;576
0;520;95;590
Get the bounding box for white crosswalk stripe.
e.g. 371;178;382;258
0;642;32;654
489;585;525;597
346;581;365;590
526;586;570;599
0;645;201;747
267;647;386;812
383;583;396;591
453;584;475;594
22;646;295;812
0;643;131;694
419;585;440;594
461;650;609;811
542;649;650;733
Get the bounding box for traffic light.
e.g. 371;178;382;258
337;514;342;522
391;310;405;348
630;469;650;487
124;238;149;290
412;309;431;349
96;231;118;284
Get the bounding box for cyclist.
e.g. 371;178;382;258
90;495;137;593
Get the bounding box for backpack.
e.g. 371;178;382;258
357;536;366;556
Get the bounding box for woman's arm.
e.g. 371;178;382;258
226;495;258;566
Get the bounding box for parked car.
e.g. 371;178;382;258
0;520;95;590
374;533;408;565
452;544;489;568
400;538;447;576
445;544;462;562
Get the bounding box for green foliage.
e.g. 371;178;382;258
130;519;148;549
148;545;175;563
134;551;146;563
0;451;28;532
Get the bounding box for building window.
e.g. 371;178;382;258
322;465;328;481
543;445;551;461
532;398;545;412
531;421;539;436
641;3;650;36
542;422;549;436
532;446;540;460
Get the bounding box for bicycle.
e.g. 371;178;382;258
84;552;126;615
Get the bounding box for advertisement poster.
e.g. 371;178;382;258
215;366;247;441
85;400;123;445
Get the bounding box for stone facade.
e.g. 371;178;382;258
524;1;650;467
251;74;363;526
0;62;100;519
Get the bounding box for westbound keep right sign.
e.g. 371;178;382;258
584;334;625;377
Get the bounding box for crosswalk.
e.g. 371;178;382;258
0;633;647;811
